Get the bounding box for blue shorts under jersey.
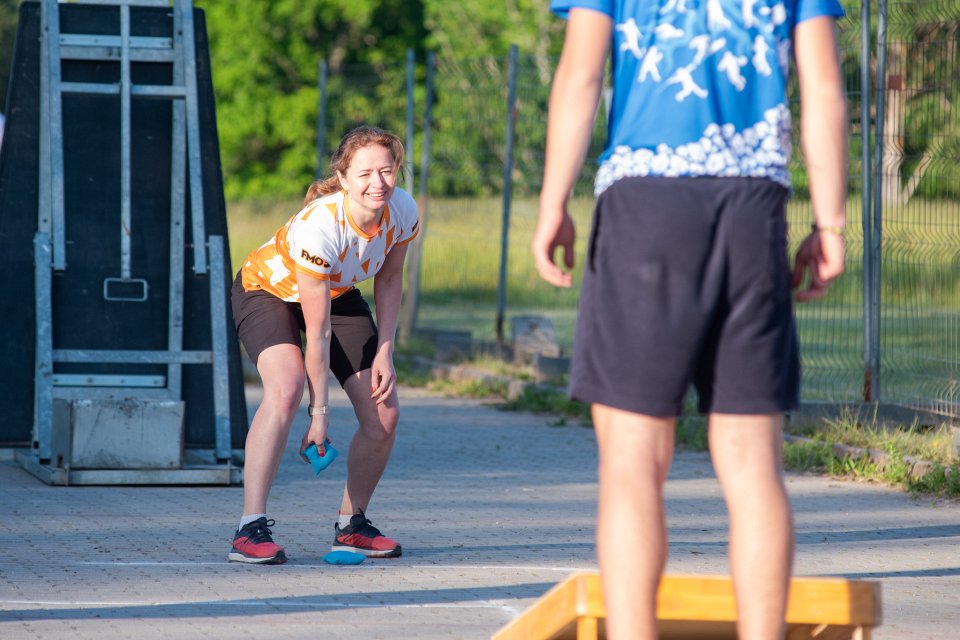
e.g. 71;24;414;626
551;0;845;194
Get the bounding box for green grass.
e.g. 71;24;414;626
428;376;511;399
782;437;960;497
228;193;960;339
227;191;960;419
786;407;956;465
499;384;710;450
393;344;959;496
324;312;960;497
501;384;592;425
783;409;960;497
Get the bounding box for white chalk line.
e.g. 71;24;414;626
67;561;593;572
1;564;582;614
0;599;525;612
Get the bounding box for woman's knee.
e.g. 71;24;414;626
350;398;399;443
261;384;304;421
260;373;305;421
380;404;400;433
255;345;306;420
363;403;399;442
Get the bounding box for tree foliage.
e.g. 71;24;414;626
0;0;20;114
197;0;567;199
0;0;565;198
195;0;426;199
2;1;958;203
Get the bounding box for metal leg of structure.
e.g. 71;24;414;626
33;233;53;461
208;235;231;462
177;0;207;275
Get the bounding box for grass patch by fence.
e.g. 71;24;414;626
228;194;959;338
227;192;960;413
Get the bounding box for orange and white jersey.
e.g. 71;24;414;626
240;188;419;301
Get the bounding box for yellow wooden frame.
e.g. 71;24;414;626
492;572;881;640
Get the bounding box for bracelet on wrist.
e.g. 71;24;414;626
308;404;328;416
812;223;846;236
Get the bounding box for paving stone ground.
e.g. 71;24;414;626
1;383;958;638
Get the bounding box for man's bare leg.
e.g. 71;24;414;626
709;413;794;640
593;404;675;640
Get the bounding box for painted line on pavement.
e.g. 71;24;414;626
69;561;594;572
0;599;529;611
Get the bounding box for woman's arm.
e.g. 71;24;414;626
297;272;333;454
370;243;409;403
532;8;612;288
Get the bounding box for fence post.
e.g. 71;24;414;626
866;0;889;402
405;48;415;195
399;52;434;345
860;0;873;401
315;58;327;178
495;44;519;349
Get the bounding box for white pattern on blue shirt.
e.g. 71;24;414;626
595;104;792;194
550;0;845;194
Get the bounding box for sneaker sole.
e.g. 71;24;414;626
331;543;401;558
228;550;288;565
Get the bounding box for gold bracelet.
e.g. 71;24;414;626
308;404;328;416
812;223;846;236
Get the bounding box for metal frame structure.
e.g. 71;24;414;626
23;0;236;485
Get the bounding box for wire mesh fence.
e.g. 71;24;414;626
872;0;960;417
317;0;960;419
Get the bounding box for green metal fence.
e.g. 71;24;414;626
316;0;960;419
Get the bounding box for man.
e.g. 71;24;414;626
532;1;847;637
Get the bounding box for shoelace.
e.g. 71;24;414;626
348;514;383;538
245;519;276;544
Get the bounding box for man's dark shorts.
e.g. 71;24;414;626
231;272;378;387
569;176;800;416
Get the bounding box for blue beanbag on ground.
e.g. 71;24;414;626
322;550;366;565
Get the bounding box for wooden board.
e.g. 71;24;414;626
492;572;881;640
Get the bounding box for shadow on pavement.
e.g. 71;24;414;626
0;581;556;623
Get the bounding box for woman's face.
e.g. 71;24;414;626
338;144;397;217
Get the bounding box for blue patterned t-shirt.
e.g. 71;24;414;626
550;0;844;194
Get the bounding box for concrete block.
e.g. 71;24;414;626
434;333;476;363
532;353;570;381
511;315;560;364
51;398;184;469
507;379;528;401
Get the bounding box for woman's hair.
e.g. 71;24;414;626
304;125;405;205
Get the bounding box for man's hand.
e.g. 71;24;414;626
532;207;576;288
791;230;845;302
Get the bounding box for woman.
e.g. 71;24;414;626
229;125;419;564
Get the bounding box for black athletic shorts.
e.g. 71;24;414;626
569;176;800;416
231;272;378;387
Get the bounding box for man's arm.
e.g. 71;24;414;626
792;16;848;301
532;8;612;288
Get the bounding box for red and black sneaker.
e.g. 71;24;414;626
333;511;402;558
228;517;287;564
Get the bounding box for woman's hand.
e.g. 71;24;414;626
370;348;396;405
299;415;331;461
